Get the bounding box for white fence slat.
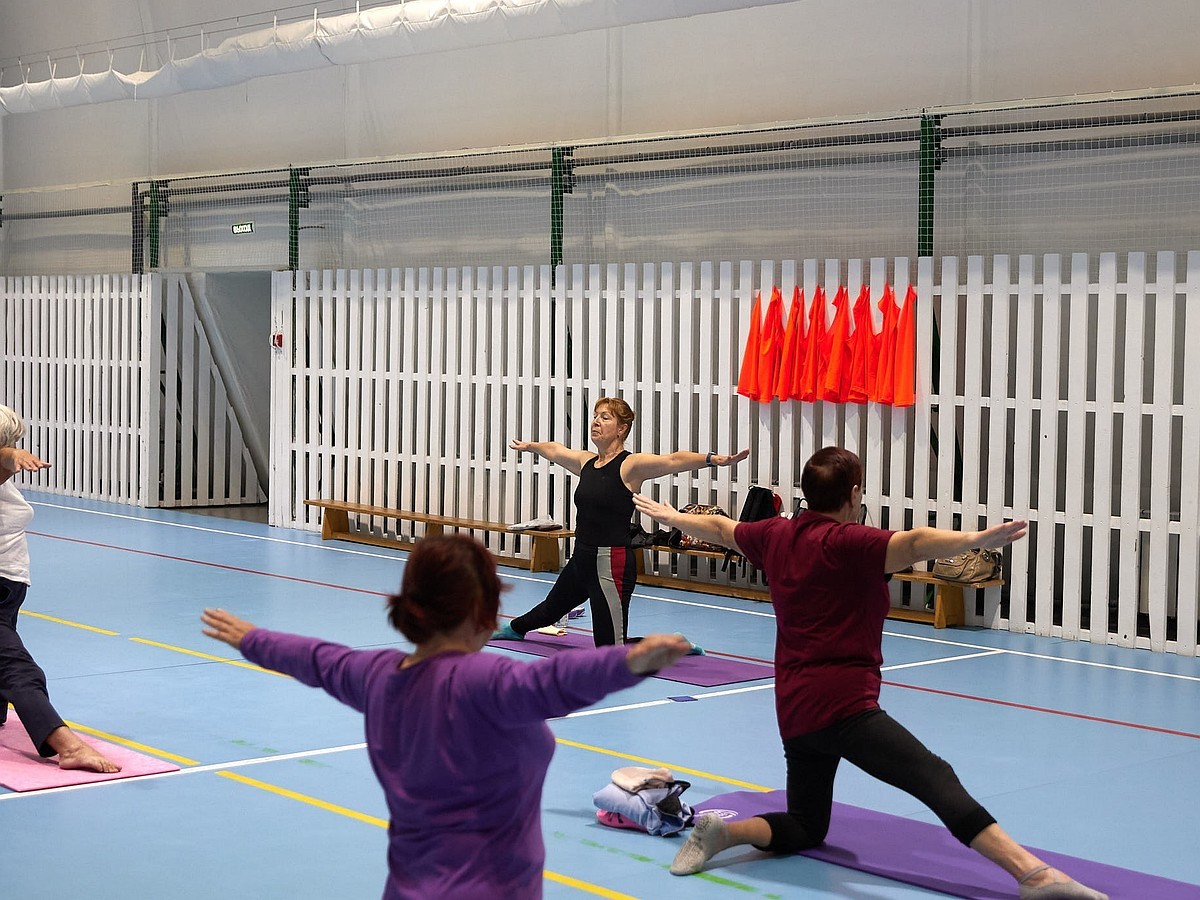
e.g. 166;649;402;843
412;268;432;523
776;260;797;507
821;260;839;456
934;257;959;536
864;259;886;529
497;269;516;541
716;261;735;507
889;260;911;535
1035;255;1063;636
678;263;698;493
1146;252;1175;651
1091;255;1118;643
1177;252;1200;656
911;257;935;546
961;256;985;542
535;267;555;519
755;260;775;497
1009;255;1036;631
1060;254;1090;640
1118;253;1146;647
469;268;488;528
374;270;392;518
697;263;716;500
346;270;365;510
983;256;1012;624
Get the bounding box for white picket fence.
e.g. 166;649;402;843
3;259;1196;654
0;273;262;507
271;254;1200;656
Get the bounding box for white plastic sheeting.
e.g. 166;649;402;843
0;0;792;115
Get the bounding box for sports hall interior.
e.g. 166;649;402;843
1;2;1198;898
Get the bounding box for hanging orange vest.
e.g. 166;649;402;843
775;286;806;401
892;284;917;407
736;291;763;400
757;286;785;402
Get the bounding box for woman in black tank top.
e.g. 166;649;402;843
495;397;748;647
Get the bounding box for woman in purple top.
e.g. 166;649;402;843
201;534;690;900
633;447;1106;900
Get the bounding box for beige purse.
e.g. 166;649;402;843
931;548;1003;583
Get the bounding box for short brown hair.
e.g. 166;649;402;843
800;447;863;514
594;397;636;439
387;535;507;643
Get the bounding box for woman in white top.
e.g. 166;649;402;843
0;405;118;772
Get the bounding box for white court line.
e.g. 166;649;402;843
567;649;1017;720
881;649;1007;671
0;742;368;803
565;682;777;718
32;500;1200;682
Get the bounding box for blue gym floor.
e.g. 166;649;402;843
2;493;1198;899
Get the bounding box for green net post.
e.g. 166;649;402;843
918;113;942;258
131;183;145;274
288;167;311;272
550;147;573;286
147;180;169;270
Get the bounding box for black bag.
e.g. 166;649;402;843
724;486;782;576
738;486;782;523
628;521;671;549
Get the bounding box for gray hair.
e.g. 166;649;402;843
0;406;25;449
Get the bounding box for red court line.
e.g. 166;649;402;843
29;531;388;598
881;680;1200;740
32;531;1200;740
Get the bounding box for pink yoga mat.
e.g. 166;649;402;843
0;712;180;792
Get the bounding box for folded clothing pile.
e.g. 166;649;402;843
593;766;694;836
508;516;562;532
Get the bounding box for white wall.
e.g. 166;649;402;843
3;0;1200;189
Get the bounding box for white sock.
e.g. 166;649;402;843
670;814;728;876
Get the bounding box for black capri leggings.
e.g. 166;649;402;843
0;576;66;756
510;544;636;646
760;707;996;853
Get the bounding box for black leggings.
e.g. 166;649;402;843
0;577;66;756
511;545;636;646
760;708;996;853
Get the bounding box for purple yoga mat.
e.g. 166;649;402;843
488;630;774;687
695;790;1199;899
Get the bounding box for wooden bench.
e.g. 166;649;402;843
304;499;573;573
889;570;1006;629
637;546;1003;628
636;545;771;602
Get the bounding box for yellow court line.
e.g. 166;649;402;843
64;720;201;766
543;871;638;899
217;770;388;827
19;610;119;635
127;637;288;676
219;771;637;899
555;737;773;793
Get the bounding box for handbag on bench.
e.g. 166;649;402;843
931;548;1003;583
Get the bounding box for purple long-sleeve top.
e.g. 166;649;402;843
240;629;641;900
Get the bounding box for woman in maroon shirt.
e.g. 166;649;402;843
633;447;1106;900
